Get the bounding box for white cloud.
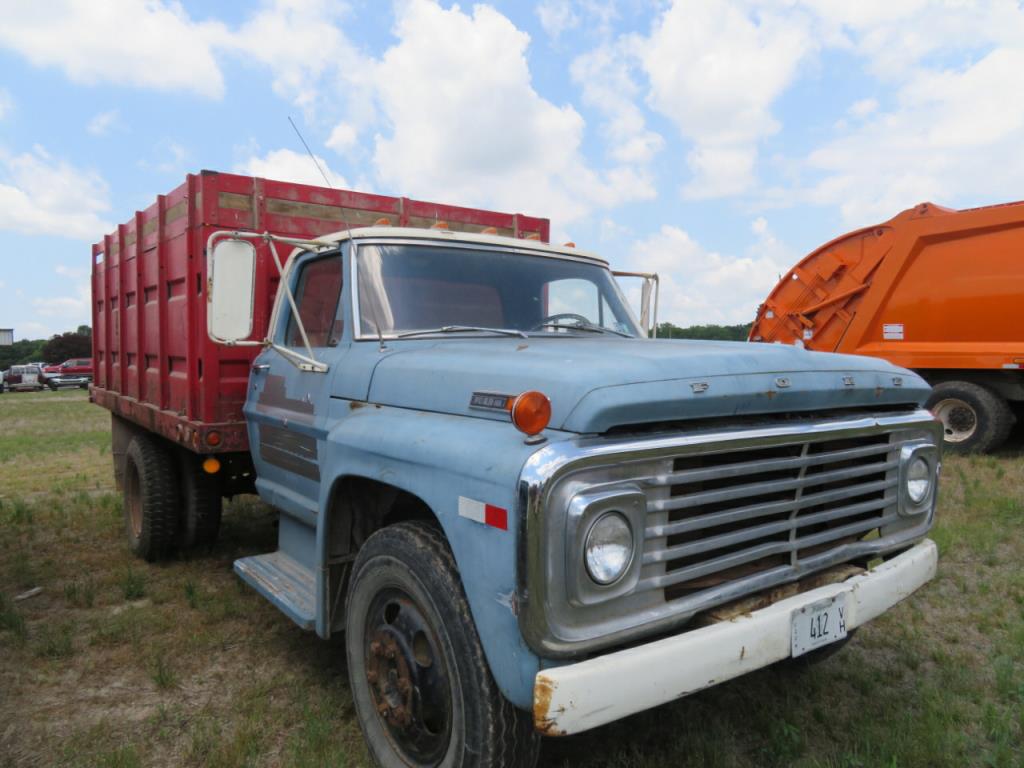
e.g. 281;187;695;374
805;47;1024;225
87;109;119;136
639;0;815;198
570;43;663;167
236;148;349;188
537;0;579;39
215;0;368;119
326;122;358;154
370;0;651;226
625;220;793;328
32;266;91;333
0;1;226;98
0;146;112;240
848;98;878;119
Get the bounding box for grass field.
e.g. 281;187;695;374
1;390;1022;767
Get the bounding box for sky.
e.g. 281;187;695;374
1;0;1023;340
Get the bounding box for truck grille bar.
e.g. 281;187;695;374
637;433;898;601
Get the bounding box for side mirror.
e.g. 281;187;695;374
612;271;660;338
208;238;256;344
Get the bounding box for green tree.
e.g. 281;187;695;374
0;339;46;370
656;322;752;341
41;330;92;363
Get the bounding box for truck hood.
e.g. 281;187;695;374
364;337;930;434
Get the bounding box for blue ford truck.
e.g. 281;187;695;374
105;207;943;766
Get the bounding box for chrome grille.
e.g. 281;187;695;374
637;433;898;600
518;410;941;658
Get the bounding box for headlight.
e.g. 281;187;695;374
898;443;938;516
906;456;931;504
584;512;633;585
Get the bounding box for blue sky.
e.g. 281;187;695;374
2;0;1023;340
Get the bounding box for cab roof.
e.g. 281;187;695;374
315;226;608;265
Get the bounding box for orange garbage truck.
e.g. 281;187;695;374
750;200;1024;453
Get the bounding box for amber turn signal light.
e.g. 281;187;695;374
511;391;551;436
202;457;221;475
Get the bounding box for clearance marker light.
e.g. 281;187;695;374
202;457;222;475
510;391;551;436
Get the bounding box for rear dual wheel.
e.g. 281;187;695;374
122;435;223;560
123;435;178;562
926;381;1015;454
346;522;540;768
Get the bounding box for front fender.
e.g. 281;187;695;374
320;398;560;709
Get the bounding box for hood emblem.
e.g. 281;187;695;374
690;381;710;394
774;377;791;389
470;392;514;411
842;376;855;387
892;376;903;387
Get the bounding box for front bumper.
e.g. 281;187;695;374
533;539;937;736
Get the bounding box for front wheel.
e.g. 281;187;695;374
346;522;540;768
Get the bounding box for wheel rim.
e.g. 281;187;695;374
364;588;452;765
125;462;143;537
932;397;977;443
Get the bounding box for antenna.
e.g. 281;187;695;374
288;115;334;189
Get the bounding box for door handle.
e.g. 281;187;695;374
252;364;270;374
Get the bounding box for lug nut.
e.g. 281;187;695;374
366;670;378;684
370;641;383;657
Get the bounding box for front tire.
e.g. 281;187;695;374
926;381;1014;454
123;435;178;561
346;522;540;768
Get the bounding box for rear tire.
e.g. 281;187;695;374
123;435;178;561
346;522;540;768
926;381;1015;454
178;453;223;551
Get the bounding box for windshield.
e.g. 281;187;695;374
356;243;643;338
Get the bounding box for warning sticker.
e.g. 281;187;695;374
883;323;904;340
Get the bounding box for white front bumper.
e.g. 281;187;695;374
533;539;938;736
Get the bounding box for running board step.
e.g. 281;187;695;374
234;552;316;630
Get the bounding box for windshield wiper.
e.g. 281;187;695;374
533;321;632;338
396;325;529;339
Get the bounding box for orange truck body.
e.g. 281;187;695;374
750;200;1024;450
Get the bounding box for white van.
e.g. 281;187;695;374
5;364;45;392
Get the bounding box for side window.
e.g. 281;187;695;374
285;253;344;348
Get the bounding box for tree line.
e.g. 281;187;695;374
0;326;92;370
655;322;751;341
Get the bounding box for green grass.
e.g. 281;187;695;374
1;389;1022;767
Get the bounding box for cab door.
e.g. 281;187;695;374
246;248;348;523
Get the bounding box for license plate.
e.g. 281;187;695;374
791;594;848;657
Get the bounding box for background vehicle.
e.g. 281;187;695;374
5;364;44;391
750;200;1024;453
94;171;941;767
44;357;93;389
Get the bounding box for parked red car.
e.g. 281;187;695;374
44;357;93;389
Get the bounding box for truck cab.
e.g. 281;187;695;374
196;225;942;766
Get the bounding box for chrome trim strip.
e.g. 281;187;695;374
516;409;942;658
